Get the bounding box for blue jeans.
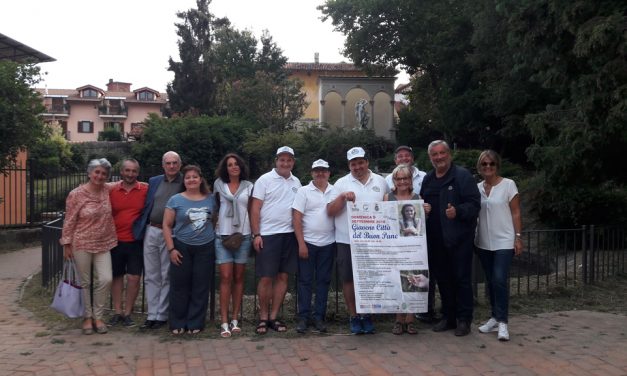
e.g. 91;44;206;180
476;248;514;323
169;239;216;331
297;242;335;321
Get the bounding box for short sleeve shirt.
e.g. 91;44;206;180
252;169;301;235
292;181;336;246
474;178;519;251
166;194;216;245
328;170;389;244
109;181;148;242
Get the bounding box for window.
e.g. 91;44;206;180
137;91;155;101
77;121;93;133
104;122;124;133
82;89;98;98
51;98;65;112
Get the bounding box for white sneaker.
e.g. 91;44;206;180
497;322;510;341
478;317;498;333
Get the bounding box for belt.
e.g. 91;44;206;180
150;222;163;229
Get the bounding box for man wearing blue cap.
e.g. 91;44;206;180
292;159;336;333
250;146;301;334
328;147;389;334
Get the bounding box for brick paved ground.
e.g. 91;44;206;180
1;247;626;376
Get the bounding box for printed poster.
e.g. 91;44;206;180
348;200;429;314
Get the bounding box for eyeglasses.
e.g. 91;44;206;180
481;162;496;167
393;176;411;182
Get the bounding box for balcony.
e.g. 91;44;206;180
98;105;127;118
42;104;70;116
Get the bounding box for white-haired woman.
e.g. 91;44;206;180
60;158;117;335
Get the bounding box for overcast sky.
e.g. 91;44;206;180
2;0;408;92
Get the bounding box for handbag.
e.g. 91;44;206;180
221;232;244;251
50;259;85;318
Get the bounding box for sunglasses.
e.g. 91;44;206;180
481;162;496;167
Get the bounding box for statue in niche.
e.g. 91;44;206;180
354;99;369;130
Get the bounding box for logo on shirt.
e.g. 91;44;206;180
187;207;209;232
372;186;380;192
291;187;298;193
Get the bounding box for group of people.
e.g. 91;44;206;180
60;140;522;342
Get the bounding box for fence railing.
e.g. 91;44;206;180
41;219;626;321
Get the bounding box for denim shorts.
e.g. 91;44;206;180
215;234;251;264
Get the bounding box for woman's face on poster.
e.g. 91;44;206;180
403;205;415;220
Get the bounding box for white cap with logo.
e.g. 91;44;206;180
347;147;366;161
276;146;295;157
311;159;330;169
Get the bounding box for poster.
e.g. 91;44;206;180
348;200;429;314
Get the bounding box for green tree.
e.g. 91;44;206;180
28;122;74;175
0;61;47;172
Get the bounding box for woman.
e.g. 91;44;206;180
475;150;523;341
163;165;216;335
213;153;253;338
384;164;431;335
400;203;421;236
60;158;117;335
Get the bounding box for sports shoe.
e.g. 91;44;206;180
349;316;362;334
497;322;510;341
122;315;136;327
312;319;327;333
360;315;375;334
478;317;498;333
107;314;123;327
296;318;308;334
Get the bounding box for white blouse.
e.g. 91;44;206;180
475;178;519;251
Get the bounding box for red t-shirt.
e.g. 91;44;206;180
109;181;148;242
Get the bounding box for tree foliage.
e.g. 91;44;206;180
320;0;627;225
0;61;47;172
167;0;307;130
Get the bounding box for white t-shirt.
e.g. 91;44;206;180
215;181;252;236
292;181;336;247
385;166;426;194
252;169;301;235
475;178;519;251
328;170;389;244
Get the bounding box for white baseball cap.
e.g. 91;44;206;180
347;147;366;161
311;159;330;169
276;146;295;157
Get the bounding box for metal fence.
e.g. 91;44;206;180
42;218;626;321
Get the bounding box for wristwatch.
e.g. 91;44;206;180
252;234;261;239
515;233;522;238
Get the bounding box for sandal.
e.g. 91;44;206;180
220;323;231;338
256;320;268;335
172;328;185;335
229;320;241;334
392;321;404;335
187;329;202;335
405;322;418;335
269;318;287;332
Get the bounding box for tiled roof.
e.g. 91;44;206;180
285;62;362;72
36;87;167;103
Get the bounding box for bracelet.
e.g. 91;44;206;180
168;248;175;253
515;233;522;238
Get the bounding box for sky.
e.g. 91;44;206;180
2;0;408;92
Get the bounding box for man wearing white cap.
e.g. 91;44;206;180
292;159;336;334
327;147;390;334
250;146;301;334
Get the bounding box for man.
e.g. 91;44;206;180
133;151;183;330
385;145;436;323
250;146;301;334
420;140;480;336
107;159;148;327
385;145;426;194
327;147;389;334
292;159;336;334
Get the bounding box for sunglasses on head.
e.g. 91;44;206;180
481;162;496;167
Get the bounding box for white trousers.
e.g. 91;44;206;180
73;250;112;320
143;225;170;321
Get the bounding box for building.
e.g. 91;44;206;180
286;53;397;140
37;79;167;142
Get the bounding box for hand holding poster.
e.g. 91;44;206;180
348;200;429;314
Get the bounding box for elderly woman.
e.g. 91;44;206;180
475;150;523;341
213;153;253;338
384;164;431;335
60;158;117;335
162;165;216;335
